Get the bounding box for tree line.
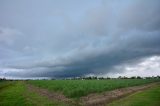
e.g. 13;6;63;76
63;75;160;80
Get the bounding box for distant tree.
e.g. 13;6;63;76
122;76;128;79
99;77;104;80
85;76;92;80
145;77;152;79
118;76;122;79
157;76;160;79
106;77;111;79
130;76;136;79
136;76;142;79
0;77;6;81
92;76;97;80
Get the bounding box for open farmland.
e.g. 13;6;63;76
27;79;160;98
0;81;66;106
0;79;160;106
1;0;160;106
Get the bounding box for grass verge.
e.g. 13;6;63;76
107;83;160;106
0;81;66;106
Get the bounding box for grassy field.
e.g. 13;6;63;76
107;84;160;106
0;79;159;106
0;81;66;106
28;79;160;98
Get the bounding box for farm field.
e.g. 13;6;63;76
27;79;160;98
0;79;160;106
0;81;66;106
107;84;160;106
1;1;160;106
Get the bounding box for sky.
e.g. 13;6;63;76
0;0;160;79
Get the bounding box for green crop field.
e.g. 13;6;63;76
0;81;66;106
27;79;160;98
107;84;160;106
0;79;159;106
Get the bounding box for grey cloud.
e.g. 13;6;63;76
0;0;160;78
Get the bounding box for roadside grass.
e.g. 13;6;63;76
0;81;29;106
0;81;14;90
27;79;160;98
107;84;160;106
0;81;67;106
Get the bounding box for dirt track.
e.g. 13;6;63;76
26;84;75;105
80;82;159;106
26;82;159;106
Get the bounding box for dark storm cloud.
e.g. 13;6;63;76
0;0;160;78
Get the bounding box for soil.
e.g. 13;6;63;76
26;82;159;106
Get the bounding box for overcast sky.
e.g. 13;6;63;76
0;0;160;79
